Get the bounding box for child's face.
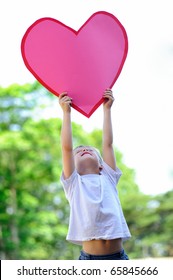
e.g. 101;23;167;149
74;146;98;161
73;146;102;174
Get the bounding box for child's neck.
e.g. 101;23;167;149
78;167;100;175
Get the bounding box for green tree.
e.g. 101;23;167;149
146;190;173;257
0;82;55;132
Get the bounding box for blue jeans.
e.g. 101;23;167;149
79;249;129;260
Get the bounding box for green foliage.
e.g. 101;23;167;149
0;83;173;259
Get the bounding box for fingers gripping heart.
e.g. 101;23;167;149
59;92;72;113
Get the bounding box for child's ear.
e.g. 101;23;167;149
99;165;103;171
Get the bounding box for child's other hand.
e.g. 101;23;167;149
59;92;72;113
103;89;114;109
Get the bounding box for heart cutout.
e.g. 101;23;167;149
21;11;128;117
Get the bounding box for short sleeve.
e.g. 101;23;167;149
101;161;122;185
60;170;78;201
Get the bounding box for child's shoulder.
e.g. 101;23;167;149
101;161;122;184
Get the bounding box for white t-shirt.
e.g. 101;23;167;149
61;161;131;245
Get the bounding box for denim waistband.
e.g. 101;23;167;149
79;248;126;260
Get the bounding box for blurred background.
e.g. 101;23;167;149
0;0;173;259
0;83;173;259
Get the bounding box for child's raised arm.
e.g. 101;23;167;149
59;92;75;179
102;89;116;170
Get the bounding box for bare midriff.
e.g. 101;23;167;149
82;238;122;255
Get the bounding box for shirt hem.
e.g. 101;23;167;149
66;234;131;245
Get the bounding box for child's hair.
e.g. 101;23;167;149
73;145;103;165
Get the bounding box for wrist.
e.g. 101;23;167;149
63;111;71;123
63;109;71;116
103;106;111;113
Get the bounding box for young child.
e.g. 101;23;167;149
59;89;131;260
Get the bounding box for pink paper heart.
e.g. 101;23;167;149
21;11;128;117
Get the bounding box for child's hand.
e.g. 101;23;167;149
103;89;114;109
59;92;72;113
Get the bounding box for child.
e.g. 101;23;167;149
59;89;131;260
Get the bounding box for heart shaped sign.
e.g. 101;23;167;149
21;11;128;117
